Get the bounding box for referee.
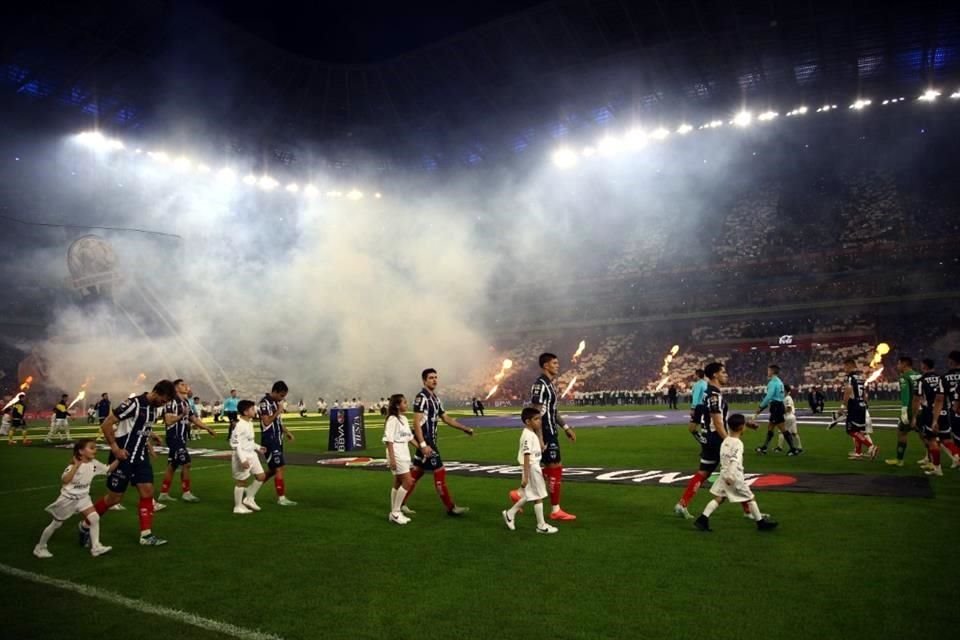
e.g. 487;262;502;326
223;389;240;441
755;365;799;455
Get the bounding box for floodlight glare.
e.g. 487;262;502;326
346;189;363;200
259;176;278;190
651;127;670;140
304;184;319;196
286;183;299;193
918;89;940;102
676;124;693;135
243;174;257;185
758;110;778;121
732;111;752;127
551;147;579;169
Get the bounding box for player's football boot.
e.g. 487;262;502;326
884;458;904;467
756;518;779;531
181;492;200;503
400;505;416;516
755;447;768;455
867;445;879;460
549;509;576;521
502;510;516;531
924;466;944;477
90;545;113;557
447;505;470;516
157;493;173;502
536;524;559;535
277;496;298;506
139;533;168;546
674;504;694;520
241;497;261;512
388;512;410;525
33;545;53;558
152;501;167;511
693;515;712;532
233;506;253;514
77;523;92;548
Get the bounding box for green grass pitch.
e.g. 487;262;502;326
0;406;955;639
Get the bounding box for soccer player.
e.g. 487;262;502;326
95;392;111;442
885;356;922;467
755;365;798;455
840;358;877;460
693;414;779;532
34;439;119;558
6;393;30;445
230;400;267;514
80;380;176;547
46;394;72;442
158;379;215;503
402;368;474;516
912;358;959;476
688;369;707;442
945;351;960;464
510;353;577;521
223;389;240;440
776;385;802;453
260;381;297;506
502;407;558;534
383;394;414;525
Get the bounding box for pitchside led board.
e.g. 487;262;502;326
328;408;366;452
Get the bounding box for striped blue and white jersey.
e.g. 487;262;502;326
112;393;160;463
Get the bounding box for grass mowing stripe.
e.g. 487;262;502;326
0;562;284;640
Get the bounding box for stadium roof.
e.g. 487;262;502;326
2;0;958;172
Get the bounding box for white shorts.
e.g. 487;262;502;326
522;468;548;501
232;454;264;480
784;416;798;434
45;495;93;521
386;448;412;476
709;478;755;503
865;411;873;434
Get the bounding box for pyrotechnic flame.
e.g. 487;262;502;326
493;359;513;382
485;384;499;400
655;345;681;389
865;367;884;384
135;372;147;383
868;342;890;368
2;393;24;411
572;340;586;361
561;375;578;399
654;376;671;392
67;390;87;410
19;375;33;391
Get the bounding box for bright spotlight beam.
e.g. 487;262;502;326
551;147;579;169
732;111;752;127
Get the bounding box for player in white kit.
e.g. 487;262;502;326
230;400;267;514
33;439;118;558
383;394;415;525
694;414;779;533
502;408;558;534
776;385;803;453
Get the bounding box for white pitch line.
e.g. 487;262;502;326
0;562;284;640
0;484;60;496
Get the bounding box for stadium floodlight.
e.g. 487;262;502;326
882;99;890;105
197;163;211;173
732;111;752;127
551;147;579;169
242;174;257;185
346;189;363;200
917;89;940;102
135;148;143;154
75;131;124;151
258;175;278;190
286;183;299;193
217;168;236;182
174;156;192;171
951;90;960;99
758;110;778;121
374;192;382;199
304;184;319;197
849;99;871;110
326;190;342;198
582;145;596;157
148;151;170;163
651;127;670;140
676;124;693;135
596;135;622;155
624;128;647;148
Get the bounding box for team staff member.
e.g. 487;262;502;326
223;389;240;440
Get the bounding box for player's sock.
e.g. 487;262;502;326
747;501;762;521
181;478;191;494
741;502;752;517
942;440;960;457
393;487;408;514
508;495;528;519
390;488;397;513
702;500;719;518
247;479;263;498
274;476;285;497
776;433;784;449
38;519;63;547
930;447;941;467
545;466;563;510
533;502;546;527
896;442;907;461
160;478;172;495
87;512;102;548
793;433;803;449
433;468;455;511
762;430;774;449
137;497;154;534
678;470;708;508
233;486;245;509
402;467;423;505
782;431;797;451
94;497;109;516
863;434;875;447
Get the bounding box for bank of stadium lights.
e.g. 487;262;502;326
651;127;670;140
757;110;779;121
346;189;364;200
74;130;124;151
173;156;192;171
917;89;941;102
731;111;753;127
217;167;236;183
786;106;808;116
258;175;278;191
242;174;257;185
676;123;693;135
849;99;872;110
952;90;960;99
285;183;299;193
815;104;838;112
304;184;319;197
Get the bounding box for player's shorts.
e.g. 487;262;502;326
225;411;238;424
709;477;755;503
106;459;154;493
264;447;285;470
845;403;867;433
522;467;548;501
413;447;443;471
784;416;798;434
897;417;915;433
232;453;264;480
53;419;69;429
541;440;562;465
699;432;722;473
768;401;785;425
45;494;94;521
167;445;191;469
690;405;705;426
387;448;412;476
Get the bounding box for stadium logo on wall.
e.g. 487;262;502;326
778;334;794;345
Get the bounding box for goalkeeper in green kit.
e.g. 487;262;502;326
885;356;923;467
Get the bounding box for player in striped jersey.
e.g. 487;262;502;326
510;352;577;521
80;380;176;547
841;358;878;460
401;368;474;516
158;379;216;503
260;380;297;506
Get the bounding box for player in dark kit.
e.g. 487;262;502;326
945;351;960;464
510;353;577;521
840;358;877;460
912;358;959;477
260;381;297;505
402;368;474;516
158;379;216;503
80;380;176;547
675;362;758;519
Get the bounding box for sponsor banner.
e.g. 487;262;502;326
309;454;932;498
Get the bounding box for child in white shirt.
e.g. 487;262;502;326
502;407;557;534
34;438;118;558
230;400;267;514
384;394;415;525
